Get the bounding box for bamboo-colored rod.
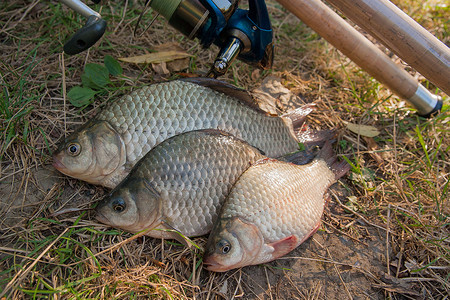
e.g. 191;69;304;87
276;0;421;100
327;0;449;95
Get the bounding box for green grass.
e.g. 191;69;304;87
0;47;40;158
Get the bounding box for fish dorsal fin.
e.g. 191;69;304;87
268;235;298;259
179;77;271;115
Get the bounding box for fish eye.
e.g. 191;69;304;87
218;240;231;254
66;143;81;156
112;198;126;213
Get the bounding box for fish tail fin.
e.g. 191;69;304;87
284;103;336;147
280;129;336;165
282;104;316;130
297;129;336;149
316;141;350;180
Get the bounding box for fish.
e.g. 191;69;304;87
95;129;267;242
53;78;313;188
203;142;349;272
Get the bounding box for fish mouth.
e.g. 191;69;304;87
203;258;227;272
52;156;66;171
95;210;111;225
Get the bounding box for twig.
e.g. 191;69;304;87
192;250;197;286
283;271;304;297
264;266;274;300
0;249;75;268
114;0;128;33
331;191;396;235
396;231;405;278
232;271;244;299
0;0;40;33
48;207;94;218
60;53;67;136
386;204;391;276
0;246;30;255
391;114;409;203
385;203;392;299
65;227;152;267
322;219;369;246
280;255;382;283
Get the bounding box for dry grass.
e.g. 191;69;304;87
1;0;448;299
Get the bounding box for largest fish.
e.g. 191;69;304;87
53;78;311;188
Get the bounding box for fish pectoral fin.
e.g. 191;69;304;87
268;235;298;259
161;220;196;250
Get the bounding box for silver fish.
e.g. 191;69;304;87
204;143;349;272
53;78;312;188
95;130;267;241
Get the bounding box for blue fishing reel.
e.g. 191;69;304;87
61;0;274;77
150;0;274;77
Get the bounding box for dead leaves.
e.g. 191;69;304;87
344;121;386;166
119;42;192;75
118;50;192;64
363;136;385;167
345;122;380;138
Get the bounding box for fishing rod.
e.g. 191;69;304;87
326;0;449;97
59;0;446;117
276;0;446;117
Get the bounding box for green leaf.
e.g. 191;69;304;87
104;55;123;76
81;73;98;90
68;86;96;107
83;63;110;89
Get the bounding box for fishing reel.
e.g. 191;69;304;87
60;0;274;77
148;0;274;77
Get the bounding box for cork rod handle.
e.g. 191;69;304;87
276;0;443;116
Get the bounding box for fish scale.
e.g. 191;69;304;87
221;160;333;241
97;80;298;164
95;130;267;238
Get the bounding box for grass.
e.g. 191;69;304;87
1;0;448;299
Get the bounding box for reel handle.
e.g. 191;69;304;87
64;16;106;55
59;0;106;54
